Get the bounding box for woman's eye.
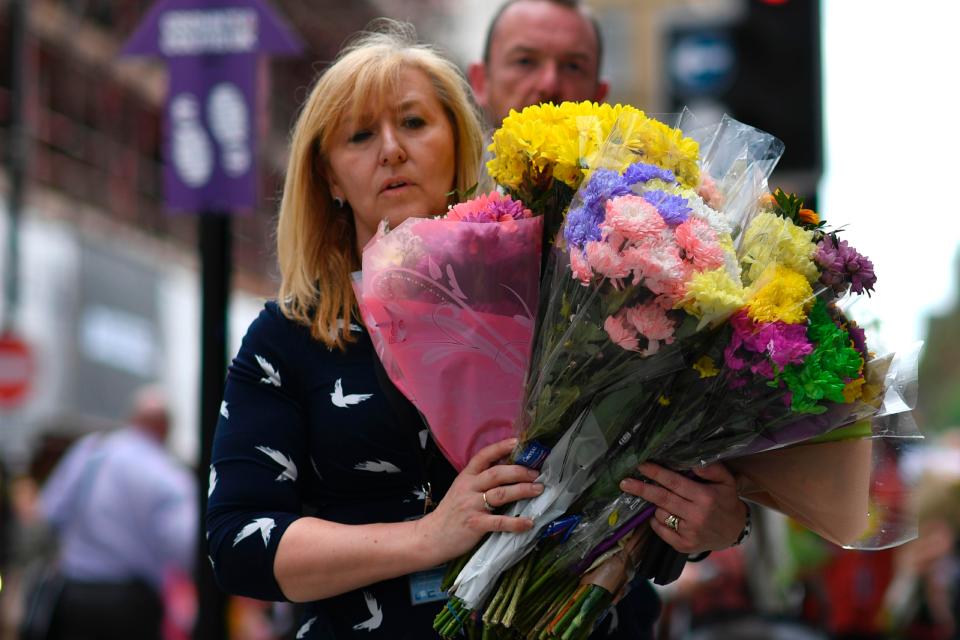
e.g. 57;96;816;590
403;116;426;129
348;129;372;143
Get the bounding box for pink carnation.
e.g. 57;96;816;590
624;301;676;355
622;239;689;299
585;240;631;280
675;217;726;271
445;191;532;223
602;195;667;243
604;314;639;351
697;173;723;209
569;248;593;285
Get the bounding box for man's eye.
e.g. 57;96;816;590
513;57;535;67
348;129;372;143
562;61;585;74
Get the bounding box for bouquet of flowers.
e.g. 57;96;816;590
353;191;542;470
431;108;920;640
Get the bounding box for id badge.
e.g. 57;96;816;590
408;565;447;605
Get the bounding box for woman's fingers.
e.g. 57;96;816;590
691;462;736;487
462;437;518;475
476;463;540;491
482;514;535;533
483;479;544;509
620;475;694;521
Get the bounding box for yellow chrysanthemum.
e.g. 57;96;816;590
746;265;814;324
842;377;866;403
739;212;818;285
693;356;720;378
681;267;746;328
486;101;701;192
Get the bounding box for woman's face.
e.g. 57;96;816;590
325;67;457;249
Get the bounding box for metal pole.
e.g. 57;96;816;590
3;0;26;334
194;211;230;640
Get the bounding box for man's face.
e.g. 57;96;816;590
470;0;608;125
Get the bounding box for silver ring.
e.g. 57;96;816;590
664;513;680;532
482;491;496;512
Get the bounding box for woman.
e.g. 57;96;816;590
207;21;748;639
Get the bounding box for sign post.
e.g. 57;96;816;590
120;4;302;639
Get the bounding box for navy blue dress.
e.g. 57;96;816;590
206;302;658;639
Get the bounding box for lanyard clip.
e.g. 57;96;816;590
422;482;434;514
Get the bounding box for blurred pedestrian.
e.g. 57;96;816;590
36;386;197;640
467;0;609;128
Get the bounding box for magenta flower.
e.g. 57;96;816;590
723;310;813;380
445;192;532;223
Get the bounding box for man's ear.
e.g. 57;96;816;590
594;80;610;104
468;62;489;107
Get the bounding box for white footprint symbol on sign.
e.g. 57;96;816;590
169;93;213;187
207;82;250;177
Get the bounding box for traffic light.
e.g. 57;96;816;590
666;0;822;199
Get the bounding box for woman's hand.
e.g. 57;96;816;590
619;462;746;554
416;438;543;563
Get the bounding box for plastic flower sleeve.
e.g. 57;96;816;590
354;213;542;470
450;407;609;609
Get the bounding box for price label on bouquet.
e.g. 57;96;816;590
120;0;302;212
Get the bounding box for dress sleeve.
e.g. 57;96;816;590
206;305;309;601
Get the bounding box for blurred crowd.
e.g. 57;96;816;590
2;420;958;639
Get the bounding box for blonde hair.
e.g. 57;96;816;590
277;20;484;349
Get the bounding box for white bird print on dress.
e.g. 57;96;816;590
296;616;317;639
330;378;373;408
255;446;298;482
352;591;383;631
220;401;230;419
354;459;401;473
255;354;281;387
208;465;218;497
310;456;324;481
232;517;275;547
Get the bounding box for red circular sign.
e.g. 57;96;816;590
0;333;34;408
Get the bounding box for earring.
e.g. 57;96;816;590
333;197;345;208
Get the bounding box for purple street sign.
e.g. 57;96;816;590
120;0;303;213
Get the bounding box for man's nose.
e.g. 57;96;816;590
379;126;407;166
534;61;561;98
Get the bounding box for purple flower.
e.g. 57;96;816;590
641;190;691;225
846;319;868;360
564;169;630;248
623;162;675;185
815;237;877;295
563;163;682;249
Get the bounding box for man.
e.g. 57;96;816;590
39;386;197;640
468;0;609;127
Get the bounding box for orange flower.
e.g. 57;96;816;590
798;208;819;225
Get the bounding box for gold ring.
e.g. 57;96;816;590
482;492;496;512
664;513;680;532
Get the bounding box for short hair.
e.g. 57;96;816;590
482;0;604;72
277;20;484;350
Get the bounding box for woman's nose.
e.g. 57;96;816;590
379;127;407;166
